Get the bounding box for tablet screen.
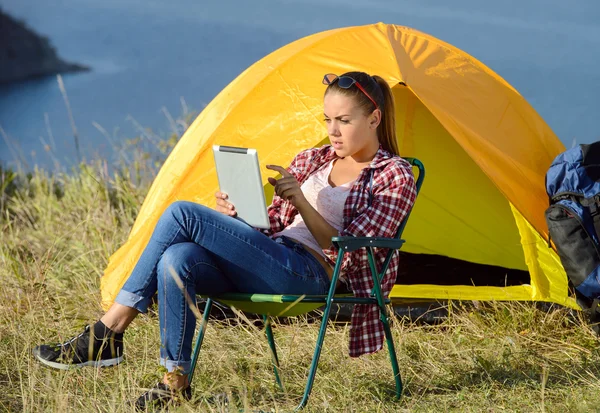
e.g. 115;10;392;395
213;145;270;229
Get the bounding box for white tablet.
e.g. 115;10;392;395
213;145;270;229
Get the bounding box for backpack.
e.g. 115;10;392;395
545;141;600;330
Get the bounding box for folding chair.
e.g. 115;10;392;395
188;158;425;410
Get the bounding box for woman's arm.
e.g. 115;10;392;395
266;164;337;249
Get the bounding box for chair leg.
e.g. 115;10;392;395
188;298;213;383
380;307;403;399
366;250;403;400
294;302;334;411
263;316;284;391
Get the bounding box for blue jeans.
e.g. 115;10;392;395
114;201;330;374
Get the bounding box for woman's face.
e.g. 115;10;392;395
323;91;380;161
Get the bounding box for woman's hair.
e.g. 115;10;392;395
324;71;399;156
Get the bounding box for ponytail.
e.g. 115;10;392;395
372;75;398;156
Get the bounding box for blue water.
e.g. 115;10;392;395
1;0;599;170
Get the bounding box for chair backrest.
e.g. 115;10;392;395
376;158;425;280
395;158;425;239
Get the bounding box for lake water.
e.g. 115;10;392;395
1;0;599;170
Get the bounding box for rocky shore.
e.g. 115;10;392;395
0;9;89;84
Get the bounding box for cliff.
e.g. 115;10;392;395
0;9;89;84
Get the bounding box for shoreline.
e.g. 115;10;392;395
0;9;90;85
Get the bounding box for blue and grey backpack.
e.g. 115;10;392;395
545;141;600;329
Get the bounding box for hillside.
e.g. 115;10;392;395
0;9;88;84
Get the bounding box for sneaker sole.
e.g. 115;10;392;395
34;352;123;370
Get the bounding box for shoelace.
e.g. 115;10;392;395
55;326;90;361
61;326;89;346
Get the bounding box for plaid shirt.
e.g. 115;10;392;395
261;145;416;357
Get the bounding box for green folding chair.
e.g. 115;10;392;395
188;158;425;410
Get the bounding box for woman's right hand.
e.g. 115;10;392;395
215;192;237;217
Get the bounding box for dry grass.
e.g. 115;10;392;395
2;160;600;412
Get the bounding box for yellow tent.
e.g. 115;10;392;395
100;23;574;311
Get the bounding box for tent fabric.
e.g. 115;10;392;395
100;23;575;311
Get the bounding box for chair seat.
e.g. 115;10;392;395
206;292;389;317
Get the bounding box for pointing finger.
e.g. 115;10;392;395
266;164;292;177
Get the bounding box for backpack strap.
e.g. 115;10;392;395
550;191;584;204
581;195;600;216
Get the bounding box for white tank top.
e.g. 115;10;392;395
273;160;353;260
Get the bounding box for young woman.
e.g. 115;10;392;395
33;71;417;410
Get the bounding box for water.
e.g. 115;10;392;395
1;0;599;170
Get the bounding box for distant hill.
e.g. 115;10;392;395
0;9;89;84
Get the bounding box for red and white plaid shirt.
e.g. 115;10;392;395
261;145;416;357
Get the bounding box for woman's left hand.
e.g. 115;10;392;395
266;165;307;208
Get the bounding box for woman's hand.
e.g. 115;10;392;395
268;164;338;249
266;165;307;209
215;192;237;217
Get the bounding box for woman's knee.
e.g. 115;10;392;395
159;201;213;228
163;201;192;221
166;200;212;216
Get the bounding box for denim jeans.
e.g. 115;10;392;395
114;201;331;374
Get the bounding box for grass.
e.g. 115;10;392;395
2;136;600;412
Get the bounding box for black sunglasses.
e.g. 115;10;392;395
322;73;379;109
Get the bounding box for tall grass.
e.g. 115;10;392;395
2;121;600;412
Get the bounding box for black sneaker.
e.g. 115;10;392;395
134;382;192;412
32;325;124;370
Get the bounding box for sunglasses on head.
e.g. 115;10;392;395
322;73;379;110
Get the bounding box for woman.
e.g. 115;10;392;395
33;71;417;410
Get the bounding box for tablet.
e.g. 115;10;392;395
213;145;270;229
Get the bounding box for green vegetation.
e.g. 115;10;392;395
2;138;600;412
